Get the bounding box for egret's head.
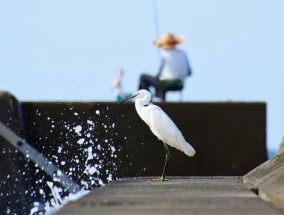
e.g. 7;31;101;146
117;90;152;104
134;90;151;100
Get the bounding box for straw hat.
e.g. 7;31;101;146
154;32;185;49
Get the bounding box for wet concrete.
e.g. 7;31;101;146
56;177;283;215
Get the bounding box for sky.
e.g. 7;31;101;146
0;0;283;151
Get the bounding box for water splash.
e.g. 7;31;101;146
0;104;123;215
37;182;89;215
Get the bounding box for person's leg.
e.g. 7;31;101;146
138;74;161;93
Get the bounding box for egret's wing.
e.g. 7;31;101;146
147;105;185;149
141;104;195;157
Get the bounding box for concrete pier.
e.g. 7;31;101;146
0;92;270;214
55;177;283;215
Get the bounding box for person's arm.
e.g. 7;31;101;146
187;60;192;76
185;53;192;76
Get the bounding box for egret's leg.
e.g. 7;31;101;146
161;143;171;181
150;143;171;181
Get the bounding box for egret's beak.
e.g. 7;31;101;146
117;94;138;104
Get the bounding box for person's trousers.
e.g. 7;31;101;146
138;74;161;94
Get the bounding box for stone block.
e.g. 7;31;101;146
243;152;284;210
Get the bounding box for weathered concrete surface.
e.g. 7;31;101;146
243;152;284;210
243;152;284;189
56;177;283;215
259;171;284;211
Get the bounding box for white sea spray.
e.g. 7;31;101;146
27;106;121;214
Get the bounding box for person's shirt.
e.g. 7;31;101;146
158;48;191;82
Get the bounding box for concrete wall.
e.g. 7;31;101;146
22;101;267;180
0;92;32;214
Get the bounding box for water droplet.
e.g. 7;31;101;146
77;138;85;145
58;146;62;153
74;125;82;133
57;170;62;176
88;166;97;175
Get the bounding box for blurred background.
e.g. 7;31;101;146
0;0;283;154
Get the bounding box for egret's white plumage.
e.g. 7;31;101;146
118;89;195;180
133;90;195;157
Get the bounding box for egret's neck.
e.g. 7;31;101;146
135;97;150;110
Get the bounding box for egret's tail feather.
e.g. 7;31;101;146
183;142;196;157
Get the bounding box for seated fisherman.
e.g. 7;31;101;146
138;32;192;99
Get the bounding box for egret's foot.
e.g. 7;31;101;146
149;177;169;182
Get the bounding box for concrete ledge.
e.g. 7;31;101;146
243;152;284;210
259;171;284;211
243;152;284;189
55;177;283;215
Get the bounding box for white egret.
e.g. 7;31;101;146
118;89;195;181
